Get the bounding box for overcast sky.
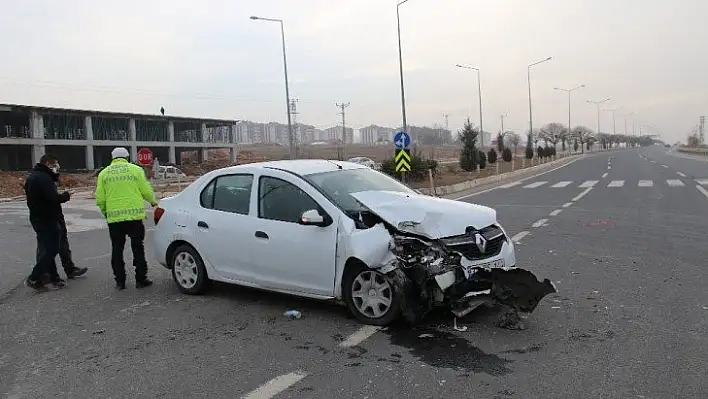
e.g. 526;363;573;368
0;0;706;142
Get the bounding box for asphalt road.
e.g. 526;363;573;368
1;146;707;398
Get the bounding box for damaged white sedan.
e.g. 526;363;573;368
152;159;556;326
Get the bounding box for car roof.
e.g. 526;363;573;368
216;159;367;176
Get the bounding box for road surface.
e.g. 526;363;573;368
1;146;706;398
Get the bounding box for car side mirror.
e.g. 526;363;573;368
299;209;331;227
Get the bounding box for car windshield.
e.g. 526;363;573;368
305;167;415;213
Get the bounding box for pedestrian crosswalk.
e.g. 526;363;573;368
501;178;708;189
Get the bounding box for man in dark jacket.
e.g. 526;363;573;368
24;154;72;290
37;170;88;283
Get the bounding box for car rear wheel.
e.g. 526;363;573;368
170;244;209;294
342;262;402;326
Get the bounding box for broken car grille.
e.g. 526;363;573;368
440;225;506;260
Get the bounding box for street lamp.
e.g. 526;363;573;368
396;0;413;148
527;57;553;141
250;15;295;159
619;111;634;135
456;64;484;148
554;84;585;148
604;107;621;135
586;97;611;137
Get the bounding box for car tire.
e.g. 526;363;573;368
170;244;209;294
342;261;402;326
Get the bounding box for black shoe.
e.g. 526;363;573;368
25;277;46;291
50;279;67;289
116;282;126;290
136;279;153;289
66;266;88;279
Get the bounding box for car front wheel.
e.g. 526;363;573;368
342;263;402;326
170;244;209;294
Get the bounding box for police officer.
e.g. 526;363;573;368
95;147;158;290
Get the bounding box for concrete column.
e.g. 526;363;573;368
200;147;209;162
30;111;45;165
84;116;95;169
229;147;237;164
129;118;137;160
229;125;235;144
168;120;176;164
201;123;208;143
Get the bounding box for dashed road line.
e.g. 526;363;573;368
695;179;708;185
607;180;625;187
550;181;572;188
531;219;548;228
638;180;653;187
650;160;657;163
243;372;308;399
578;180;598;188
677;172;687;177
499;181;522;188
666;179;685;187
572;187;593;202
661;164;669;169
562;202;573;208
339;325;380;348
601;173;608;178
523;181;547;188
511;231;530;243
549;209;562;216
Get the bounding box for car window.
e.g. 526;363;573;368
200;174;253;215
259;176;319;223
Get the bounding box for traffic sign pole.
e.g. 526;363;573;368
393;131;412;182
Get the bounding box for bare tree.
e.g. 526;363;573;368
539;122;567;150
571;125;594;153
505;132;521;155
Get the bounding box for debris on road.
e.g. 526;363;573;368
283;310;302;320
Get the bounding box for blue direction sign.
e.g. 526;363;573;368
393;131;411;149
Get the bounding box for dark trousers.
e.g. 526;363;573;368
29;222;61;282
108;220;148;284
37;213;74;273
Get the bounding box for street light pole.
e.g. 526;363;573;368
396;0;412;148
250;15;295;159
620;112;634;135
455;64;484;148
527;57;553;142
554;84;586;147
605;107;621;135
586;98;611;137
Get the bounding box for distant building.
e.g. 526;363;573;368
325;125;353;144
359;124;395;144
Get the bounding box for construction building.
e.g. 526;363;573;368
0;103;238;171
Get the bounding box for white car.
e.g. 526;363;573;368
157;165;187;180
346;157;376;169
152;160;555;326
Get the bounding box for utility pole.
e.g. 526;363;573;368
500;114;505;135
336;102;351;159
290;99;299;157
699;116;706;145
443;114;449;131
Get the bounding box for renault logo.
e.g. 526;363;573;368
474;233;487;253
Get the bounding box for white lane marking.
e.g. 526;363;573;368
550;181;572;188
578;180;598;188
661;164;669;169
452;156;586;200
666;179;685;187
607;165;612;170
243;372;307;399
696;185;708;199
511;231;530;243
638;180;653;187
572;187;593;202
549;209;562;216
82;253;111;261
601;173;608;178
339;325;380;348
650;160;657;163
499;181;522;188
695;179;708;186
562;202;573;208
677;172;687;177
523;181;547;188
607;180;625;187
531;219;548;228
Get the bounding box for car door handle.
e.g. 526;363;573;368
255;231;268;239
197;221;209;228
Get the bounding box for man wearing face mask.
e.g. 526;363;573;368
24;154;72;290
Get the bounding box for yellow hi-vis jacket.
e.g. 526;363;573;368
95;158;158;224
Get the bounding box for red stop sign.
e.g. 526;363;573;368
137;148;153;166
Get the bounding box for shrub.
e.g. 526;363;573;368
550;147;557;157
502;148;513;162
525;133;534;159
487;148;497;164
573;140;579;152
525;147;534;159
478;150;487;169
536;146;544;158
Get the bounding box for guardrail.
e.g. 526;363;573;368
677;146;708;155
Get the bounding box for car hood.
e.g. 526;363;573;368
350;190;497;239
